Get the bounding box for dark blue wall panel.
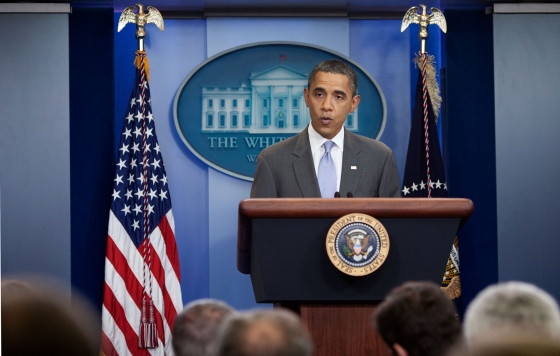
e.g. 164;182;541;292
70;7;115;313
444;9;498;312
113;13;138;161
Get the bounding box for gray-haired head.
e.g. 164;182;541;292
214;308;313;356
172;299;234;356
464;282;560;347
308;60;358;97
447;332;560;356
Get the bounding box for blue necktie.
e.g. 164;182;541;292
318;141;337;198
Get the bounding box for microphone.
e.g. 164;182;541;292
346;192;354;198
334;192;341;198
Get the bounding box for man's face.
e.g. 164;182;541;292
304;71;360;140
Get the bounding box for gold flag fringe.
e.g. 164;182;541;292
134;50;150;83
413;54;442;123
441;276;462;300
441;236;461;299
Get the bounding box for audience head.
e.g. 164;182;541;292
449;332;560;356
1;278;98;356
464;281;560;347
172;298;234;356
372;281;462;356
1;279;39;302
214;308;313;356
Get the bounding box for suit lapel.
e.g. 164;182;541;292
340;130;363;196
292;128;321;197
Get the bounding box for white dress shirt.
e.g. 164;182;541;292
308;124;344;193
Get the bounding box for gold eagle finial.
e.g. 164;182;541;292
401;4;447;54
118;4;164;50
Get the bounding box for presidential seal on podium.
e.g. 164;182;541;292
326;213;390;276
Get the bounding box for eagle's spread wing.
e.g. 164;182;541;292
146;6;164;31
345;235;353;250
361;234;371;253
429;8;447;33
118;6;136;32
401;6;419;32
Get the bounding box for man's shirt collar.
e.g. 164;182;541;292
308;124;345;153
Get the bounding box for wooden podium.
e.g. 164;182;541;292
237;198;473;356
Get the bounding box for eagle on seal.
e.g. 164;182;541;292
345;233;371;256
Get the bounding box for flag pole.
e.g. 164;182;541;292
401;5;461;301
103;4;183;355
401;4;447;197
116;4;166;349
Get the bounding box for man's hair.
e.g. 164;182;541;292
214;309;313;356
308;59;358;96
372;281;462;356
1;279;98;356
464;282;560;347
172;299;234;356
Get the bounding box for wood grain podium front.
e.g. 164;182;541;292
237;198;473;356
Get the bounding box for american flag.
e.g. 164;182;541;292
102;51;183;355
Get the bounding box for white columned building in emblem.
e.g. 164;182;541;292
248;66;308;134
200;65;358;133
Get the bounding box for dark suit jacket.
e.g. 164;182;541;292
250;128;400;198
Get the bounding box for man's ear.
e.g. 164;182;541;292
303;88;310;107
393;343;408;356
350;95;360;112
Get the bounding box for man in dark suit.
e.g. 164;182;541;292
250;59;400;198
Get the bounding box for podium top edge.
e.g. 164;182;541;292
239;198;474;219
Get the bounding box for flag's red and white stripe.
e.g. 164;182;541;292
102;210;182;356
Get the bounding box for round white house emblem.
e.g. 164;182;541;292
173;42;387;181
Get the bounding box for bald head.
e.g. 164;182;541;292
214;309;313;356
244;318;286;352
173;299;233;356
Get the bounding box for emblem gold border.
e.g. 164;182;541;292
326;213;390;277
